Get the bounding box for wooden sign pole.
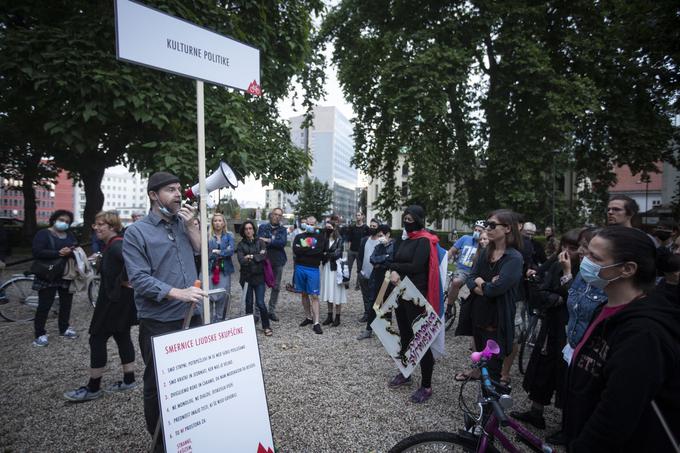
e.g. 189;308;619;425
196;80;211;324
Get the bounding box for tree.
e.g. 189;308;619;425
293;176;333;220
322;0;679;227
1;0;325;229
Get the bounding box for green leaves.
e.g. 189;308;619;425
293;176;333;220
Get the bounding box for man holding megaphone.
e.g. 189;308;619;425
123;171;208;445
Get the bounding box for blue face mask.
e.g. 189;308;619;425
54;220;70;231
472;231;480;240
305;224;317;233
579;256;623;289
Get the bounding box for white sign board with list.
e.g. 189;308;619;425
152;316;273;453
115;0;261;94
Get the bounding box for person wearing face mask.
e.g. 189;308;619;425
357;219;382;323
123;171;207;445
31;209;78;347
386;206;442;403
510;229;582;443
651;220;675;250
320;215;346;327
447;220;485;321
292;215;327;334
563;226;680;453
357;224;396;340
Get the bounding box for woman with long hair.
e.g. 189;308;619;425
563;226;680;452
31;209;78;347
236;220;272;336
64;211;137;401
387;205;442;403
208;213;235;322
320;215;347;327
465;209;524;380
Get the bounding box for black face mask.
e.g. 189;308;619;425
656;231;672;241
404;221;418;233
368;227;378;236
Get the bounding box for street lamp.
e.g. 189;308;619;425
636;173;650;225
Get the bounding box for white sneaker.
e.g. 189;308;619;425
60;327;78;339
32;335;49;347
105;381;138;393
64;386;102;402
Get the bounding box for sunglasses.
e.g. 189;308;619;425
484;221;507;230
164;223;176;242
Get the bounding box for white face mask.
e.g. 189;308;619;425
401;228;408;240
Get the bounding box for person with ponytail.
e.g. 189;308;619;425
464;209;524;381
386;205;442;403
563;226;680;452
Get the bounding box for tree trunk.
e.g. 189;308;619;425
20;153;41;243
81;164;106;243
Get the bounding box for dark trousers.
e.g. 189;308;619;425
358;274;373;317
34;286;73;337
243;282;270;329
347;250;359;285
90;330;135;368
396;300;435;388
268;265;284;314
138;316;201;437
473;326;503;381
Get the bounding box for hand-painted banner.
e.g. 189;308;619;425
371;277;444;378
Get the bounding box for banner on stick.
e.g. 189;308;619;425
152;316;273;452
371;277;444;378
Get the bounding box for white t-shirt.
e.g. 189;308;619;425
361;237;380;278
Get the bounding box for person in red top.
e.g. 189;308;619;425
563;226;680;453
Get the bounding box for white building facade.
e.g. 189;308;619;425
288;106;358;222
73;165;149;224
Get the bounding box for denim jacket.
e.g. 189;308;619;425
208;233;235;275
566;272;607;347
257;223;288;267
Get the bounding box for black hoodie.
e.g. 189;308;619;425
563;293;680;453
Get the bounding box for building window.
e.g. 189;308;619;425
401;182;409;197
402;163;409;176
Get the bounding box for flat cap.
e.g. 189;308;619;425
147;172;180;193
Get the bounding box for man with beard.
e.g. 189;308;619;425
123;172;206;450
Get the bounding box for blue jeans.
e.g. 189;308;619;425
243;282;269;329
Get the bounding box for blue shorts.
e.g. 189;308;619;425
294;265;320;295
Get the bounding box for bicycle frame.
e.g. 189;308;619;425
474;360;553;453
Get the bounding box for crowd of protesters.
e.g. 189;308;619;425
19;173;680;453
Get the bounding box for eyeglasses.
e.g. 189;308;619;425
484;221;507;230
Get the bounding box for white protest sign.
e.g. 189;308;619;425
115;0;261;94
152;316;274;453
370;277;443;378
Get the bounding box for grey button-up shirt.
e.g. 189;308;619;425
123;211;200;322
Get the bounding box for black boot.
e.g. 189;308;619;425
332;314;341;327
322;313;334;326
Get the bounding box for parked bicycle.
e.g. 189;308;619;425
0;253;99;322
389;339;555;453
443;271;458;332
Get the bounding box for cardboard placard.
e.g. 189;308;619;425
371;277;443;378
152;316;273;452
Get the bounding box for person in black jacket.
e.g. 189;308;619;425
357;219;382;322
64;211;137;402
511;228;582;443
31;209;78;347
236;220;272;336
563;226;680;453
387;206;441;404
292;215;326;334
357;224;396;340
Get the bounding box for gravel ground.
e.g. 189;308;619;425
1;255;565;452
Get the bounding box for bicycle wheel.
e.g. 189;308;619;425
389;432;475;453
87;276;100;308
519;316;542;375
445;300;457;331
0;276;38;322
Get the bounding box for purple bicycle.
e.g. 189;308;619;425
389;340;555;453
